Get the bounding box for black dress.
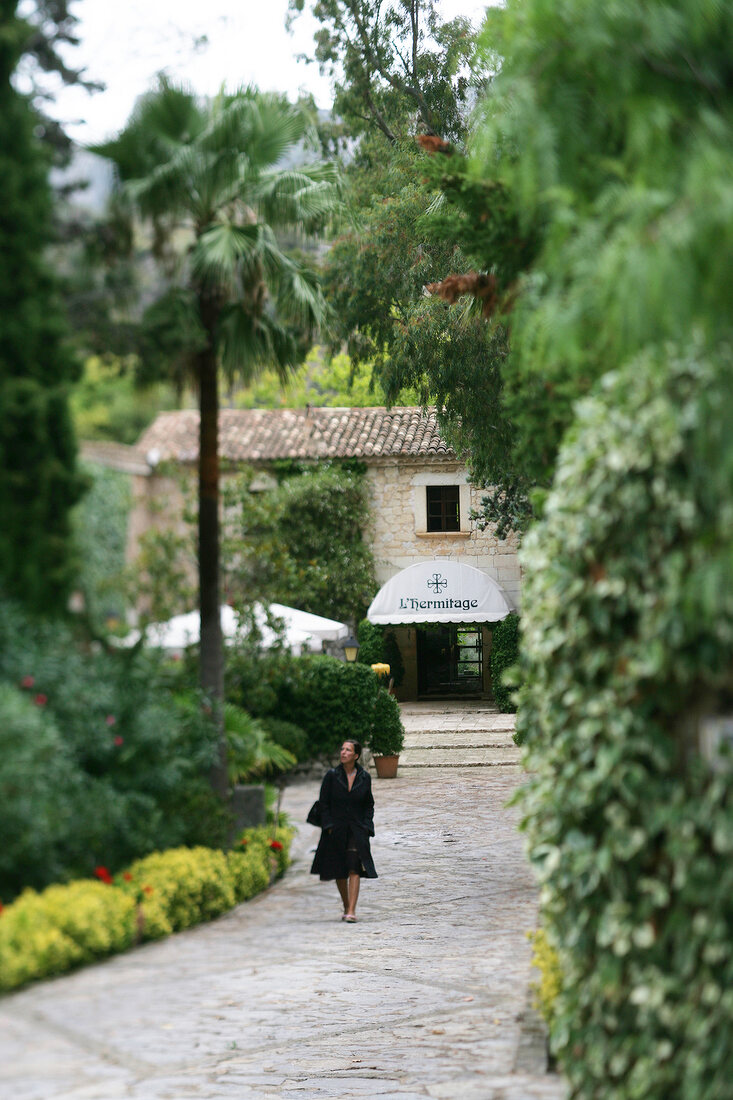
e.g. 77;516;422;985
310;763;378;880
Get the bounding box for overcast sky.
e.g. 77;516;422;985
42;0;489;144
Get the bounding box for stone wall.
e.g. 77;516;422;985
364;459;521;610
126;457;521;616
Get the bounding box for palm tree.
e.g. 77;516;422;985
94;82;342;798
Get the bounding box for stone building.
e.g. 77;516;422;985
129;406;520;701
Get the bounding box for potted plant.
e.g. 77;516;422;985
368;688;405;778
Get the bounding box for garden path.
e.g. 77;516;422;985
0;736;565;1098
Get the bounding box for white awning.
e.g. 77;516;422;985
367;561;513;625
119;603;348;655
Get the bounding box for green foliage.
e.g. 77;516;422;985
126;526;197;627
224;464;376;623
0;598;224;897
356;619;384;665
0;825;294;992
0;11;83;612
258;717;310;763
224;703;296;783
516;345;733;1098
270;654;381;757
0;881;137;992
368;688;405;757
72;461;131;629
489;613;520;714
357;619;405;688
233;345;419;409
0;685;84;898
71;355;181;444
468;0;733;516
288;0;483;145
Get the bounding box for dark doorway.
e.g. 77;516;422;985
417;624;483;696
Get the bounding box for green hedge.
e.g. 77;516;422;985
0;826;293;993
229;650;383;758
274;655;381;755
516;346;733;1099
489;613;520;713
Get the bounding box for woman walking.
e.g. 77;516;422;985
310;739;377;922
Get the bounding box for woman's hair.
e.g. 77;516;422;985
343;739;362;759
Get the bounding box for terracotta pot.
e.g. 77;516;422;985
374;754;400;779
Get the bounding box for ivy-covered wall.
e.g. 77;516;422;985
517;344;733;1098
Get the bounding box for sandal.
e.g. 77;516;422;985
344;914;357;923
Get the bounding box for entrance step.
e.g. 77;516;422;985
396;701;521;770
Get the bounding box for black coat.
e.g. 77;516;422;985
310;763;378;880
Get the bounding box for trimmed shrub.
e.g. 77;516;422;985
489;613;520;713
356;618;384;665
0;826;294;993
0;882;136;990
368;688;405;756
270;654;381;756
517;346;733;1098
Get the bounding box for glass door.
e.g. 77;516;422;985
417;625;483;695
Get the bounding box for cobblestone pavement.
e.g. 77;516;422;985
0;765;566;1099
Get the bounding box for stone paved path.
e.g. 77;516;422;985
0;765;566;1099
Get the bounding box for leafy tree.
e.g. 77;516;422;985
288;0;482;145
223;464;376;624
0;0;83;612
13;0;103;161
464;0;733;1090
94;82;342;796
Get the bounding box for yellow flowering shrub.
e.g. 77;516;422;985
529;928;563;1031
0;883;134;992
37;882;136;962
125;847;236;933
0;827;294;994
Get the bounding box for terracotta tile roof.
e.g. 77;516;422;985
137;407;455;464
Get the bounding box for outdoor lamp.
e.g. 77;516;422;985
343;635;360;662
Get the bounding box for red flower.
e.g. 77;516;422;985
122;872;133;882
33;693;47;706
105;714;116;726
240;838;249;847
20;675;34;689
113;735;124;747
0;902;4;915
94;866;112;884
269;840;283;851
143;885;153;896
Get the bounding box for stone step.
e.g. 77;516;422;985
403;730;517;748
400;714;514;733
399;744;521;768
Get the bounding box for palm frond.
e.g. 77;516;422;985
253;164;344;231
199;91;308;173
190;222;261;288
90;76;205;181
217;304;301;380
273;263;330;330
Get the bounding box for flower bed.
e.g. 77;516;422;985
0;825;293;994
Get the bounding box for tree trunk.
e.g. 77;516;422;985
197;292;228;800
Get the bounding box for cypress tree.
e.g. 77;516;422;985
0;0;82;612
